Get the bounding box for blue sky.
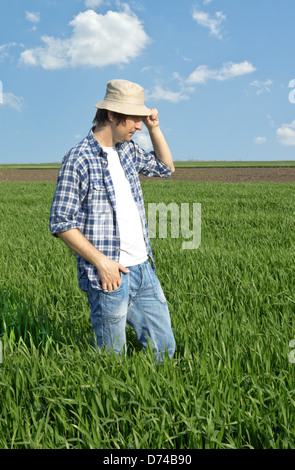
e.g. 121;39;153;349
1;0;295;163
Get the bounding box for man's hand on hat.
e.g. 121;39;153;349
143;108;159;131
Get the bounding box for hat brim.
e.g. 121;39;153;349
95;99;152;117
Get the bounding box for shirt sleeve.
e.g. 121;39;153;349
49;155;88;237
134;142;172;178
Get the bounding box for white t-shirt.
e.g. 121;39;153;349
102;146;148;267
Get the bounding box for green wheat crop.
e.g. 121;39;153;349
0;179;294;449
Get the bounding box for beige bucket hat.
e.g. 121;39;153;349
95;79;151;116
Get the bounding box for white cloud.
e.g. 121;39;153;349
146;84;189;103
0;42;18;61
193;10;226;39
203;0;213;4
1;92;25;112
145;62;257;105
250;79;272;95
254;136;266;144
25;11;40;23
84;0;103;8
276;120;295;146
20;36;68;69
20;9;149;69
187;61;256;84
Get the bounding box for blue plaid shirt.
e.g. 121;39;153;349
49;128;172;291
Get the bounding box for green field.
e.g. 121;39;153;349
173;160;295;168
1;160;295;169
0;179;295;449
0;163;61;170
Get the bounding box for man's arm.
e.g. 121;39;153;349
143;108;175;173
57;228;129;292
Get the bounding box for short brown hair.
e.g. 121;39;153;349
92;109;127;127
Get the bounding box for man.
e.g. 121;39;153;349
49;79;176;361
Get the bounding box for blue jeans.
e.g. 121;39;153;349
84;260;175;361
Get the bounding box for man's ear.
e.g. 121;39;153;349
107;110;126;127
107;111;115;123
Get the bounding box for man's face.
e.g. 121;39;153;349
113;116;143;143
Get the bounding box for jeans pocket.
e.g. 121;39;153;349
102;282;123;295
101;272;125;294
